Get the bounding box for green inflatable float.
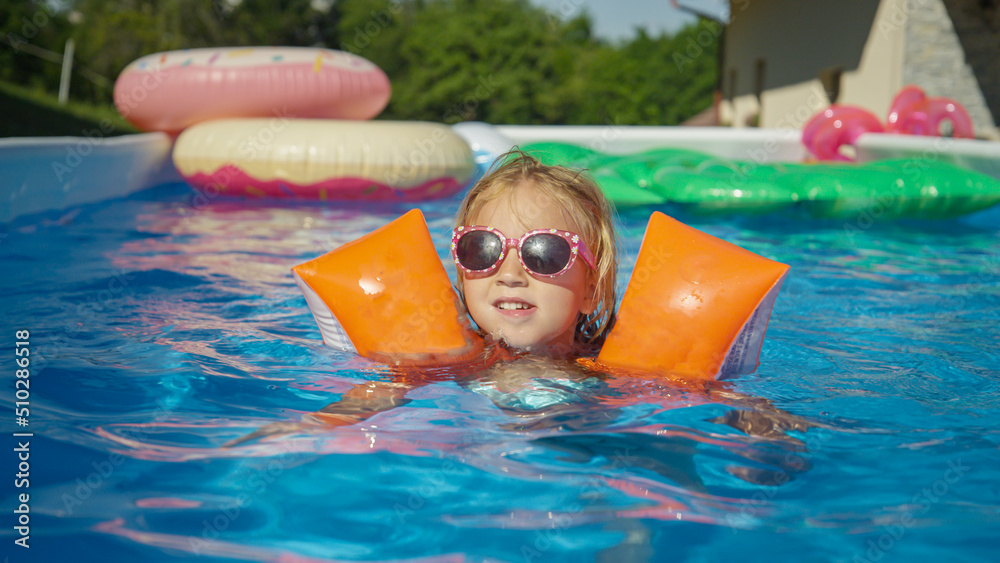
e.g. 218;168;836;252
521;142;1000;219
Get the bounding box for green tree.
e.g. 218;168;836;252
63;0;338;103
336;0;718;125
4;0;719;125
570;20;719;125
64;0;234;102
336;0;602;124
224;0;340;46
1;0;73;91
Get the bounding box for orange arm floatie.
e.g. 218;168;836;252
597;211;789;381
292;209;484;366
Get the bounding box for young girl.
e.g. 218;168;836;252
224;151;621;445
451;149;619;358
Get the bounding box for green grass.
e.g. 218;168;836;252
0;80;138;138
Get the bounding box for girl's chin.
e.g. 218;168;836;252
487;333;577;357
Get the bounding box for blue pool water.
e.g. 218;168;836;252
2;182;999;562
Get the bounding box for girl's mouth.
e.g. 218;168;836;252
494;298;535;317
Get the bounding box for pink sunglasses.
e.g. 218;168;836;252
451;226;595;277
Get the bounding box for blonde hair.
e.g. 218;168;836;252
453;149;619;348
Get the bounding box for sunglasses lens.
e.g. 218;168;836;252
522;234;572;275
456;231;503;271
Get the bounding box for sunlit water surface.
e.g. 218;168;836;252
2;183;999;562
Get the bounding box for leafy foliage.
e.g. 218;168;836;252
2;0;718;125
0;0;74;90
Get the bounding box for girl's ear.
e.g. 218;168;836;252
579;274;598;315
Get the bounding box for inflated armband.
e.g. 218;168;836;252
597;212;789;381
292;209;484;366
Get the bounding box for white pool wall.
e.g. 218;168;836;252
493;125;809;161
0;132;180;223
856;133;1000;179
4;123;999;224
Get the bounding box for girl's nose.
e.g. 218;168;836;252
495;248;528;286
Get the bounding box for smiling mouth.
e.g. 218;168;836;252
493;299;536;315
496;302;533;310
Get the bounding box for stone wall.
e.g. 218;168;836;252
904;0;999;138
941;0;1000;127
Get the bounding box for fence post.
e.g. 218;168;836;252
58;38;75;104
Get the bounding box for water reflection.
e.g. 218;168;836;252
86;344;823;549
37;195;996;561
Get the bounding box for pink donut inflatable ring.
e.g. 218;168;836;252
802;106;885;162
886;85;975;138
114;47;391;134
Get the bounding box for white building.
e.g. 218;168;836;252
717;0;999;139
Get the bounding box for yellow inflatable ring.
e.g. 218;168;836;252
173;119;476;200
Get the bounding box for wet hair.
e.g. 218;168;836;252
453;149;619;349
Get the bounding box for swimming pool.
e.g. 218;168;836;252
3;180;999;562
